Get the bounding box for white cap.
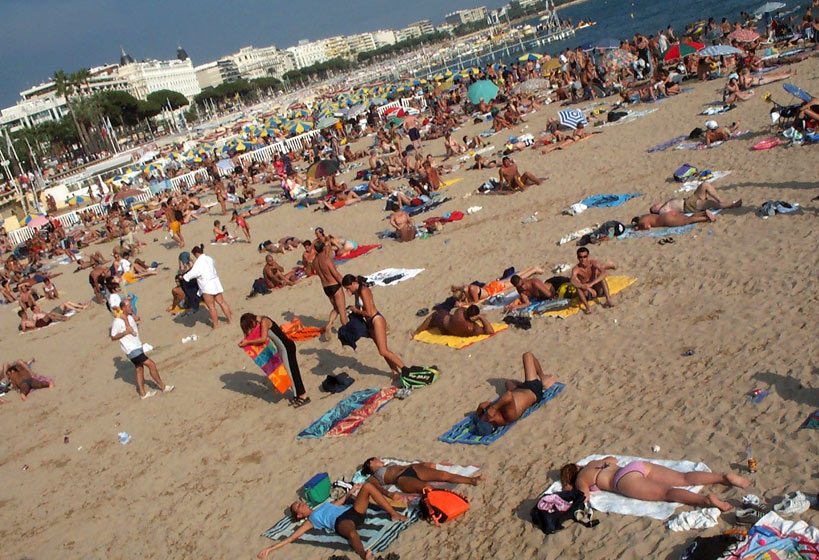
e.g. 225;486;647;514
705;120;719;130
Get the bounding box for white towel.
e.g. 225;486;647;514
678;170;733;193
365;268;424;287
666;508;721;531
542;455;711;520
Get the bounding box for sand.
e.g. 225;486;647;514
2;55;818;560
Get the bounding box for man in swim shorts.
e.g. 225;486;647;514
505;274;557;311
570;247;615;314
313;240;348;337
389;209;416;242
475;352;557;428
631;209;716;231
498;157;542;191
650;182;741;215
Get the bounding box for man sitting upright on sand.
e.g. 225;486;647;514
570;247;616;314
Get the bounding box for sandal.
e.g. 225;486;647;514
289;396;311;408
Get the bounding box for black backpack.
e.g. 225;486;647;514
530;489;596;534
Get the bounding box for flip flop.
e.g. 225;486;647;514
289;396;311;408
416;308;429;317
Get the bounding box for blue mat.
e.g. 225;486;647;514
439;382;565;445
297;389;378;439
617;224;695;239
580;193;642;208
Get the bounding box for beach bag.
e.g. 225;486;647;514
252;277;270;295
557;283;577;299
688;127;704;139
530;489;587;534
607;110;628;122
303;472;331;506
673;164;698;182
399;365;439;388
419;488;470;525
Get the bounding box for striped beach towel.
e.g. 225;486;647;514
262;505;419;553
241;325;291;394
439;382;565;445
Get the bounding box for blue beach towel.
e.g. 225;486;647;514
439;382;565;445
298;389;378;439
646;135;687;153
617;224;696;239
580;193;642;208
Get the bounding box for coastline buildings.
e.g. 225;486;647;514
117;56;201;100
444;7;488;26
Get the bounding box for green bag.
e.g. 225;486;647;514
303;472;331;506
400;365;439;389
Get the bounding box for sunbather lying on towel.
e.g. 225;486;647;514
631;209;716;230
705;119;742;146
361;458;485;494
257;482;407;560
650;182;741;215
475;352;557;428
413;305;494;338
451;265;544;306
559;458;750;511
504;274;558;311
2;358;53;401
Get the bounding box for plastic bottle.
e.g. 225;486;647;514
746;446;757;473
521;212;538;224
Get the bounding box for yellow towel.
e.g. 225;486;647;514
440;177;464;189
413;323;508;349
540;276;637;318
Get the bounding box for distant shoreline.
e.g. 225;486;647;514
556;0;590;10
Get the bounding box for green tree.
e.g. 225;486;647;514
52;69;89;156
146;89;189;110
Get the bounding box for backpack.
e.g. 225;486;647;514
419;488;470;525
607;110;628;122
252;278;270;295
399;365;439;388
529;489;590;534
673;164;698;182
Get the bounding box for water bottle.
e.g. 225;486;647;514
521;212;538;224
746;446;757;473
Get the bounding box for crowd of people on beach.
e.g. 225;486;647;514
2;2;818;558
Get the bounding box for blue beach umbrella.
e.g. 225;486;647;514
467;80;499;105
558;108;587;129
783;83;812;103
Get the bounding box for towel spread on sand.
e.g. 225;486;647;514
675;130;751;150
598;108;658;128
298;388;396;439
801;410;819;430
678;170;733;192
580;193;642;208
536;276;637;319
727;511;819;559
413;323;508;349
541;455;712;520
618;225;696;239
241;325;292;394
438;382;565;445
262;504;419;553
365;268;424;287
334;244;381;263
440;177;464;189
646;135;687;152
402;196;451;217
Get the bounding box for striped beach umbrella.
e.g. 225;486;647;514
558;108;588;130
661;41;704;62
283;120;313;135
728;28;760;42
698;45;743;57
518;53;542;62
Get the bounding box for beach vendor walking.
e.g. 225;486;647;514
110;300;173;399
238;313;310;407
183;244;232;329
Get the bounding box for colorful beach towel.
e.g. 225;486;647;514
262;504;419;554
438;382;565;445
334;244;381;263
326;387;397;437
801;409;819;430
298;388;396;439
413;323;508;349
536;276;636;319
241;325;292;393
541;455;711;520
727;511;819;560
678;170;733;192
580;193;642;208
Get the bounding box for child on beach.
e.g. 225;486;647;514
213;220;231;243
170;210;185;248
231;211;251;243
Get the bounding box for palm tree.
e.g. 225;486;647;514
53;69;90;156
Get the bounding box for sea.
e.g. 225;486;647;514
424;0;809;75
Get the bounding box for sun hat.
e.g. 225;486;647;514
705;120;719;130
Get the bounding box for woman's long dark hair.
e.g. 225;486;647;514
239;312;258;335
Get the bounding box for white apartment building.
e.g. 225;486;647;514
345;32;377;55
228;45;292;79
118;58;201;100
445;7;488;26
324;36;351;59
286;39;329;69
0;95;69;132
371;29;397;48
397;20;435;41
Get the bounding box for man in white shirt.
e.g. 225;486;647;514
110;300;173;399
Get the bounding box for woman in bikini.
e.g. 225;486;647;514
315;227;358;258
361;458;485;495
451;265;545;306
341;274;405;378
560;458;750;512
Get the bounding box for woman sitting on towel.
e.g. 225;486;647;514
257;482;407;560
451;265;544;306
361;458;485;495
315;227;357;259
559;459;750;512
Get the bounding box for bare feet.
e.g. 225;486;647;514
583;306;593;314
602;299;617;308
471;472;487;485
705;210;716;222
728;199;742;209
706;493;733;512
390;512;409;522
726;473;751;489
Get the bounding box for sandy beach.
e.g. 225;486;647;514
1;55;817;560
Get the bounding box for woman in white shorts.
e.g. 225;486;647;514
183;244;232;329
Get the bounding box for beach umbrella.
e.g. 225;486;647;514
755;2;785;14
411;78;427;86
233;143;248;152
306;159;340;180
388;116;404;128
661;41;704;62
316;116;339;129
601;48;636;71
783;83;812;103
512;78;550;94
557;108;587;130
433;70;454;81
68;195;86;206
542;58;562;72
518;53;542;62
283;120;313;135
467;80;499;105
113;188;144;201
346;104;367;118
698;44;744;57
462;67;480;75
383;107;404;117
728;28;760;42
23;214;47;227
580;41;595;51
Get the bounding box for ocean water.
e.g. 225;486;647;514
426;0;809;74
